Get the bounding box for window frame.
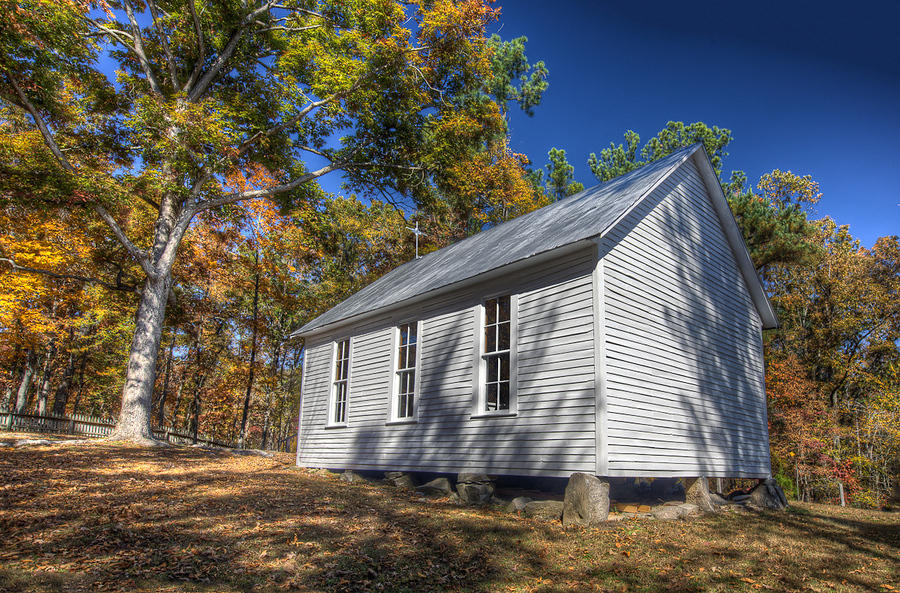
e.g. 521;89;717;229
472;292;518;418
387;320;422;425
327;337;352;428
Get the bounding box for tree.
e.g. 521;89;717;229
728;169;821;274
484;35;548;118
543;147;583;201
1;0;518;442
587;122;732;182
764;224;900;505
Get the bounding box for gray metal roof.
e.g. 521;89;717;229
294;145;702;336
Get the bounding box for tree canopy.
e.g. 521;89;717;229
0;0;549;442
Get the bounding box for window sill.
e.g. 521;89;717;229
324;423;348;429
470;411;517;420
385;419;418;426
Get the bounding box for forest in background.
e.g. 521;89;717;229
0;1;897;507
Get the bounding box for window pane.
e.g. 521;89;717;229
407;344;416;366
498;295;511;322
487;355;498;382
406;392;414;417
485;324;496;352
486;383;498;411
341;359;349;379
408;323;417;344
498;382;510;410
398;393;407;418
485;298;497;326
498;321;510;351
500;353;510;381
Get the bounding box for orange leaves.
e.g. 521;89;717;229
223;163;279;195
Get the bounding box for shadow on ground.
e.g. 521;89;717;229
0;442;896;593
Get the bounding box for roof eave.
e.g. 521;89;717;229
290;239;596;340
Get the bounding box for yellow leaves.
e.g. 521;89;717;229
0;205;100;340
445;140;549;229
758;169;822;208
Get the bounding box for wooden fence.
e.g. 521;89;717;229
0;409;236;448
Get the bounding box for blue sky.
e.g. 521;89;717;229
484;0;899;248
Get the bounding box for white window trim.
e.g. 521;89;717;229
326;337;351;428
387;320;422;425
471;292;518;418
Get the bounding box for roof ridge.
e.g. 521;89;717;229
294;144;701;336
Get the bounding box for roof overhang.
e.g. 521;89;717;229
690;149;779;329
290;239;595;340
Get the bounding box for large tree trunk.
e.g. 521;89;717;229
109;273;171;443
15;349;38;414
51;349;76;416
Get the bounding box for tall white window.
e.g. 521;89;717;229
330;339;350;425
477;294;516;414
391;322;419;421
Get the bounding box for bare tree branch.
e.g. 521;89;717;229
5;73;74;172
255;24;321;33
147;0;180;89
194;163;338;211
184;0;207;92
122;0;164;95
83;17;135;47
187;1;279;102
297;145;331;159
235;71;374;158
93;205;156;279
137;194;161;211
0;257;140;294
5;73;160;281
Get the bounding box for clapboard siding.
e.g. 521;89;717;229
298;150;773;480
601;158;770;477
297;246;597;477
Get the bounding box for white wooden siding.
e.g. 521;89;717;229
600;158;771;478
297;247;597;477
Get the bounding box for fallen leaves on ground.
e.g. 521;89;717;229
0;440;897;592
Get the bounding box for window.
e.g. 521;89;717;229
477;294;516;415
391;322;420;421
330;339;350;425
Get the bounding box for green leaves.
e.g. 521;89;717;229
485;34;548;117
587;122;732;182
728;170;821;273
543;147;582;201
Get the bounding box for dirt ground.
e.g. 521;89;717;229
0;438;897;592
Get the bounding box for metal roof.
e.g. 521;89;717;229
294;145;703;336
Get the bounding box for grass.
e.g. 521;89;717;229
0;438;897;593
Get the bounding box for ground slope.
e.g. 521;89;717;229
0;440;897;593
